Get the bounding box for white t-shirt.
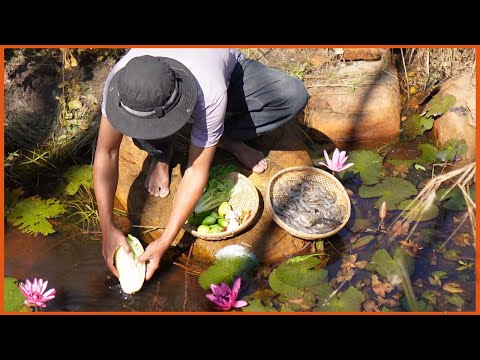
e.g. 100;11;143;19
101;48;242;147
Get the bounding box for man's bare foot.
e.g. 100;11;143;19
144;158;170;198
219;136;268;173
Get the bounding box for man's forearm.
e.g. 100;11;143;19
93;151;120;232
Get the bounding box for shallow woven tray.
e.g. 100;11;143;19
266;166;351;240
183;172;259;240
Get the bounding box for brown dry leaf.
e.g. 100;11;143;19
363;299;380;312
399;239;422;257
392;163;409;178
377;296;399;308
453;233;472;247
430;252;437;266
372;274;394;297
334;268;356;284
414;278;424;288
442;282;464;294
391;220;410;237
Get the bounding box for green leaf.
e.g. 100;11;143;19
386;159;416;168
371;247;415;282
398;199;439;222
4;277;26;312
347;150;384;185
444;293;464;307
400;297;433;312
443;250;462;262
314;286;365;312
242;299;278;312
359;177;417;210
63;164;93;195
421;290;437;305
268;255;328;299
436;139;468;162
417;143;439;165
414;164;426;171
442;186;475;211
424;94;456;117
6;196;67;236
401;114;434;140
198;255;258;290
432;271;448;279
67;98;83;110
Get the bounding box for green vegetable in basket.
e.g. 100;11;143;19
197;225;211;234
186;211;211;226
194;164;237;214
218;202;232;217
210;224;224;231
202;215;217;226
209;227;223;234
217;218;229;228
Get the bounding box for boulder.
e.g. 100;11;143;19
432;73;476;165
116;122;313;264
301;58;401;148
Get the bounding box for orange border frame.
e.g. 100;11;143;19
0;45;478;315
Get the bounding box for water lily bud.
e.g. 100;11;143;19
379;202;387;220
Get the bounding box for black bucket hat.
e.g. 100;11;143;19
105;55;197;140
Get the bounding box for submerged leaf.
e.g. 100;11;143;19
421;290;438;305
347;150;384;185
371;247;415;284
63;164;93;195
443;250;462;262
359;177;417;210
444;293;465;307
398;199;439;222
6;196;67;236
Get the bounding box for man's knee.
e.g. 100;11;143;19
282;76;309;115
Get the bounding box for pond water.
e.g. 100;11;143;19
5;139;476;312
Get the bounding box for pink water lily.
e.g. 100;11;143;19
19;278;56;308
206;277;248;311
319;148;354;173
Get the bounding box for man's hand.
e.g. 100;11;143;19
137;239;170;280
102;226;130;278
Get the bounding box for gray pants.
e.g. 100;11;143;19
134;57;309;161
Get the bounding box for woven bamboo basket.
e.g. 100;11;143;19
183;172;259;240
266;166;351;240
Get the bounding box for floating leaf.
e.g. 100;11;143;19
417;144;439;165
421;290;437;305
198;254;258;290
314;286;365;312
242;299;277;312
63;164;93;195
351;235;375;250
347;150;384;185
442;282;464;294
268;255;328;299
432;271;448;279
4;277;26;312
424;94;456;118
386;159;416;168
6;196;67;236
444;293;464;307
359;177;417;210
398;199;439;222
436;139;468;162
401;114;434;140
442;187;475;211
443;250;461;262
400;297;433;312
371;247;415;283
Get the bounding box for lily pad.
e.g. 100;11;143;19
421;290;437;305
314;286;365;312
398;199;439;222
198;250;259;290
4;277;26;312
437;186;475;211
347;150;384;185
417;144;439;165
6;196;67;236
386;159;416;168
443;250;462;262
436;139;468;162
444;293;464;307
268;255;328;299
371;247;415;283
401;114;434;140
63;165;93;195
359;177;417;210
432;271;448;279
242;299;278;312
424;94;456;118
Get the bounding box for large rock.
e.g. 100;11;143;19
432;73;476;165
342;48;389;61
301;57;401;148
116;122;313;264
